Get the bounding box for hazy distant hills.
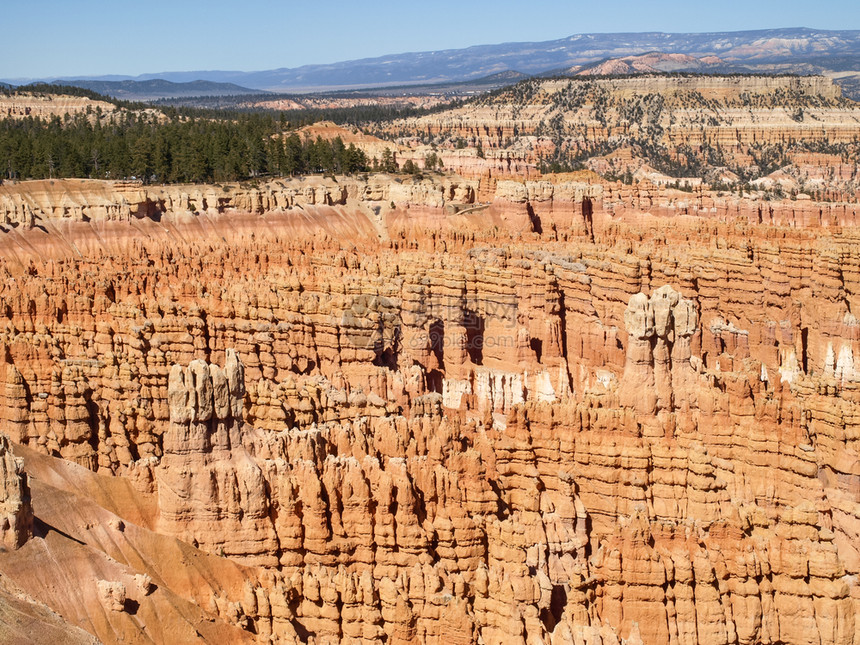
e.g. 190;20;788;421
5;28;860;98
51;79;262;100
124;28;860;91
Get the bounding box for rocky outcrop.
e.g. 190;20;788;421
0;176;858;644
400;76;856;151
157;351;282;566
0;93;117;121
602;181;860;225
95;580;126;613
392;75;860;196
0;176;604;236
0;433;31;549
620;285;698;415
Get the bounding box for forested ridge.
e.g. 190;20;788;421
0;111;372;183
0;86;383;182
0;83;470;183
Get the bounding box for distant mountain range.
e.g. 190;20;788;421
0;78;262;100
52;79;262;100
4;28;860;98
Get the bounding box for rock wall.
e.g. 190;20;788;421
0;177;471;229
396;75;860;165
601;181;860;225
0;93;118;121
0;177;857;644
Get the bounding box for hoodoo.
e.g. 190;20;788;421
0;66;859;644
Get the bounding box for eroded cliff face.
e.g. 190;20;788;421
0;92;118;121
399;76;860;151
0;176;858;645
381;75;860;203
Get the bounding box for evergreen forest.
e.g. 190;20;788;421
0;88;374;183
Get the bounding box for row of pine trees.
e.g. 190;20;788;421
0;110;370;183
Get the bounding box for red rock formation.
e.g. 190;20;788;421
385;75;860;205
158;351;282;566
0;176;856;644
0;433;31;549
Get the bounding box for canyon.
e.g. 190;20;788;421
0;168;858;645
0;73;859;645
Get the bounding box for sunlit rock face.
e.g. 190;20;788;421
0;175;857;645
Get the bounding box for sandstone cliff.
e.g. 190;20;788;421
387;75;860;195
0;176;857;644
398;76;858;151
0;92;117;121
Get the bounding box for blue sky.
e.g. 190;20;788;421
2;0;857;80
